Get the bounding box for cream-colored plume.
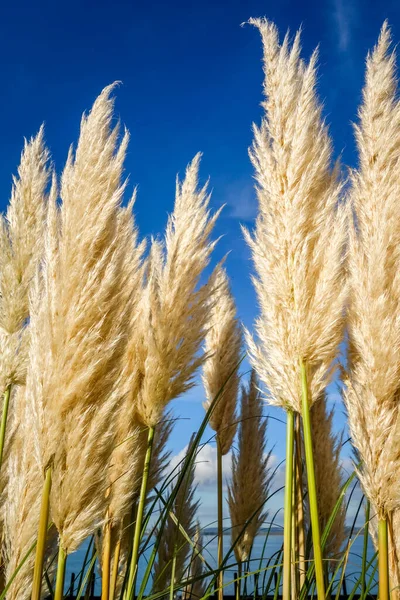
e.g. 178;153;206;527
344;22;400;519
123;154;220;429
203;267;242;455
228;369;272;562
307;394;346;560
0;128;49;393
3;387;44;600
27;84;134;554
245;19;346;412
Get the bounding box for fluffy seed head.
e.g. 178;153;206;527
203;267;242;455
27;84;133;553
124;155;220;428
245;19;346;412
228;370;272;562
344;22;400;518
0;128;49;391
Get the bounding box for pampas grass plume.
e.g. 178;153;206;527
244;19;346;412
203;267;242;455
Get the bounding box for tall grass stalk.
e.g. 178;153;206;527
31;466;52;600
101;518;112;600
295;418;306;589
217;438;224;600
109;539;121;600
0;383;11;470
54;546;67;600
379;518;390;600
300;360;325;600
283;410;294;600
126;425;155;600
361;501;370;598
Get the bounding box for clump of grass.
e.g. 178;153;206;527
27;84;134;600
202;266;242;600
123;154;221;600
245;18;346;600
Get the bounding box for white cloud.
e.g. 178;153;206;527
170;443;232;488
217;179;257;221
332;0;357;53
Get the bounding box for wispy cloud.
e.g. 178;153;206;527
332;0;354;52
215;179;257;221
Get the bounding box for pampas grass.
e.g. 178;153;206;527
124;155;220;600
228;370;272;600
202;266;242;600
344;22;400;600
228;370;272;564
3;387;43;600
245;19;346;600
27;84;135;600
0;127;49;395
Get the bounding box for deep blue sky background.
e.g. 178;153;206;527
0;0;398;525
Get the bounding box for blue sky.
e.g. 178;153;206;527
0;0;398;526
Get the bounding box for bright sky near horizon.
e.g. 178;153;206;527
0;0;397;527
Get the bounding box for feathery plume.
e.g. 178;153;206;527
152;435;199;596
3;387;43;600
228;369;272;563
344;22;400;521
27;84;133;554
125;154;220;429
0;127;49;392
307;394;346;560
203;267;242;455
244;19;346;412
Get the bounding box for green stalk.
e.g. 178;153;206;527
169;554;177;600
31;466;52;600
300;359;325;600
295;417;306;590
126;425;155;600
217;437;224;600
361;501;370;599
378;517;390;600
283;409;294;600
0;384;11;470
54;546;67;600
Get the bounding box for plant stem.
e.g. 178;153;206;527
217;436;224;600
300;359;325;600
283;409;294;600
54;546;67;600
109;539;121;600
102;518;112;600
0;384;11;470
295;417;306;590
291;461;297;600
378;517;390;600
31;466;52;600
169;554;177;600
361;501;370;599
236;561;242;600
126;425;155;600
